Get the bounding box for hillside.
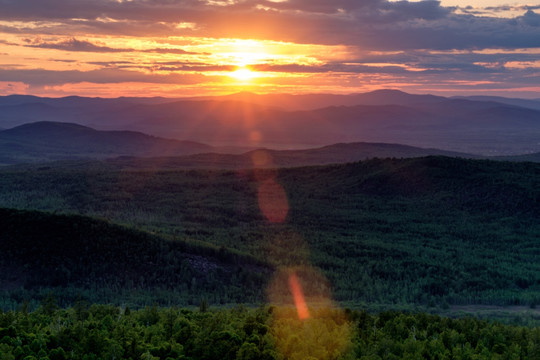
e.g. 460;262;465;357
0;208;269;308
0;156;538;308
498;152;540;162
0;121;214;164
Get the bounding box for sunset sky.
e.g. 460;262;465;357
0;0;539;98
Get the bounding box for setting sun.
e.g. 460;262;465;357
229;67;258;81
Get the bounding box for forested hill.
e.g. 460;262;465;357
281;156;540;213
0;121;213;164
0;156;539;309
0;208;270;309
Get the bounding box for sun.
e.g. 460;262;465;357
229;66;259;81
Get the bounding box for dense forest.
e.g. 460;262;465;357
0;156;539;311
0;303;539;359
0;208;269;310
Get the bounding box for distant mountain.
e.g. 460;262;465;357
452;95;540;111
116;100;540;155
0;94;172;107
0;121;214;164
193;89;446;111
3;140;476;170
2;90;540;155
95;142;475;170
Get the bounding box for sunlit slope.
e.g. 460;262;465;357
0;156;538;307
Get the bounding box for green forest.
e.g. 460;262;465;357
1;156;538;309
1;156;539;358
0;303;539;359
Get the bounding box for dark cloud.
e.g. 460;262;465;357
0;1;539;50
255;0;381;14
87;60;138;66
249;63;410;74
248;59;523;76
519;9;540;27
143;48;203;55
24;37;125;52
23;37;200;54
376;0;452;22
153;63;236;71
0;67;210;86
51;59;78;63
0;0;538;95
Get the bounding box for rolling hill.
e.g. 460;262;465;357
0;121;214;164
97;142;475;170
0;120;479;167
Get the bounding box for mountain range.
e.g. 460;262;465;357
3;120;540;167
1;90;539;156
0;121;479;167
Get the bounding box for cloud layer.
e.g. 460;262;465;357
0;0;539;97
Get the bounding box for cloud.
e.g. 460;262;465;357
249;62;411;74
0;1;539;50
0;0;539;97
0;67;210;86
23;37;201;54
143;48;203;55
24;37;125;52
519;9;540;27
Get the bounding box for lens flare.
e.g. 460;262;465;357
251;150;289;223
257;178;289;223
288;272;310;320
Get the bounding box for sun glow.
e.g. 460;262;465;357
229;66;259;81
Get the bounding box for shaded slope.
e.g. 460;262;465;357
0;208;270;306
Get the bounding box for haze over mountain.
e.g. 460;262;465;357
452;95;540;111
0;121;213;164
1;90;540;156
0;120;479;166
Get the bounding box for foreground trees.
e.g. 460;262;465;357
0;303;539;360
